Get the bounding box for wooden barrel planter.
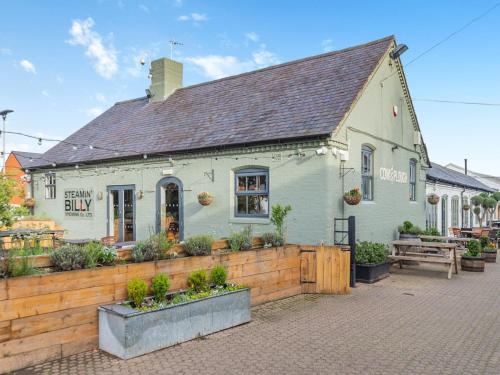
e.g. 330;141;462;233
483;249;497;263
460;255;485;272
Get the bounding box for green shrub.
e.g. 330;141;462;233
355;241;389;265
84;241;116;268
132;240;161;262
261;232;284;248
187;269;208;292
7;254;39;277
479;236;490;249
229;226;252;251
423;227;440;236
184;234;213;256
398;221;423;235
151;273;170;302
50;245;87;271
464;240;481;257
211;265;228;286
270;204;292;237
149;231;173;255
127;278;148;308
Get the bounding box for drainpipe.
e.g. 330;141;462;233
464;158;468;175
460;188;466;228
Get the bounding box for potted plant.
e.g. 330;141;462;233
397;221;423;240
197;192;213;206
24;198;36;207
99;268;250;359
355;241;390;283
343;187;361;205
427;193;440;205
461;239;485;272
480;234;497;263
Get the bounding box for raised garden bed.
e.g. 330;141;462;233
99;287;251;359
356;262;390;284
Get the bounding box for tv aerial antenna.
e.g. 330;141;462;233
168;39;183;59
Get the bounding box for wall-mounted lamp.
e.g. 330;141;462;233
136;190;144;199
315;146;328;156
391;145;399;152
96;191;104;200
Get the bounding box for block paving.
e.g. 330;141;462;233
15;262;500;374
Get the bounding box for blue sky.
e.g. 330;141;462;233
1;0;499;174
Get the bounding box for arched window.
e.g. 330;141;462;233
235;168;269;217
361;145;374;201
409;159;417;201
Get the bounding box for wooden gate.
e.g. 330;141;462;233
300;245;350;295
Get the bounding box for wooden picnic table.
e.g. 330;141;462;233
391;240;458;279
419;235;473;244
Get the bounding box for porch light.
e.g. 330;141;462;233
389;44;408;60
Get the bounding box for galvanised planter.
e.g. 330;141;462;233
99;288;251;359
356;262;390;283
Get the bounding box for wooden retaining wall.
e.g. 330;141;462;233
0;244;349;373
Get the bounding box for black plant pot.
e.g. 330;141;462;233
356;262;390;284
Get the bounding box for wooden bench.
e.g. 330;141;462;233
390;240;458;279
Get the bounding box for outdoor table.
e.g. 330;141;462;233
114;241;136;249
59;238;95;246
0;228;65;250
460;230;474;238
390;240;458;279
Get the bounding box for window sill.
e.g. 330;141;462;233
409;201;419;205
360;200;376;205
229;217;271;225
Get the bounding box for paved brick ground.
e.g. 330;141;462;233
15;262;500;375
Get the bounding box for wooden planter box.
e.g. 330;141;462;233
461;255;485;272
355;262;390;283
98;288;251;359
483;249;497;263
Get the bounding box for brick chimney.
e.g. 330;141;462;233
148;58;183;102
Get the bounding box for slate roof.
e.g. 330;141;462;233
10;151;43;168
33;36;395;168
426;163;494;192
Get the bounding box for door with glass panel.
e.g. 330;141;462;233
108;185;135;242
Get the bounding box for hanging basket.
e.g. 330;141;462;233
427;194;440;205
343;194;361;206
24;198;36;208
463;204;470;211
197;192;213;206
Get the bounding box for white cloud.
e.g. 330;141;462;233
178;13;208;23
321;39;333;52
19;59;36;74
139;4;150;13
173;0;183;6
87;107;104;117
186;45;281;80
56;75;64;84
67;18;118;79
41;90;50;97
0;48;12;55
245;32;259;43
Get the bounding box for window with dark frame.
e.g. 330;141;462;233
361;146;373;201
235;168;269;217
45;173;56;199
409;159;417;201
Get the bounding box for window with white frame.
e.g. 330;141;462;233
361;145;374;201
45;173;56;199
463;197;469;227
409;159;417;201
451;196;460;227
426;203;438;230
235;168;269;217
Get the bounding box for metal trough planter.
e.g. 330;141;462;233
98;288;251;359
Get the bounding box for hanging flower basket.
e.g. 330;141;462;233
197;192;214;206
463;204;470;211
24;198;36;208
427;194;440;205
343;188;362;206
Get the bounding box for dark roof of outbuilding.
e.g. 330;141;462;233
10;151;43;168
427;163;495;192
33;36;395;168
